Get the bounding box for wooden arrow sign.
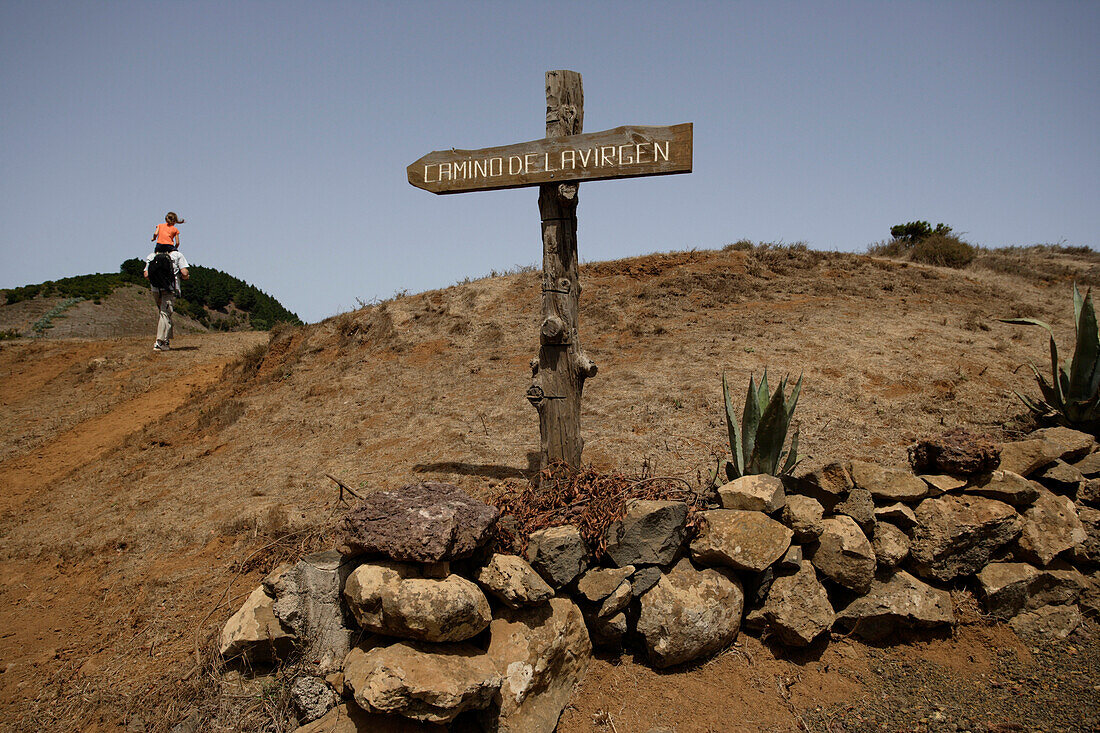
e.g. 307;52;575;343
408;123;692;195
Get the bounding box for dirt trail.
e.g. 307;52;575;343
0;360;228;512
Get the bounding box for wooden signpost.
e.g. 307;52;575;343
408;70;693;470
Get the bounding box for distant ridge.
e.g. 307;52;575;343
1;259;301;338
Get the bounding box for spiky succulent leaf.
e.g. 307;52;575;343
780;428;800;475
1050;335;1068;409
999;317;1055;335
1069;288;1100;402
1074;283;1084;334
757;370;770;415
742;374;762;468
748;382;788;475
1002;286;1100;429
722;372;744;479
786;373;803;423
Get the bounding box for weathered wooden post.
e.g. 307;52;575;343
407;71;692;471
526;70;597;468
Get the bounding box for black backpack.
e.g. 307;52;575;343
148;252;176;291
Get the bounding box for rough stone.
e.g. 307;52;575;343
1035;460;1087;495
908;429;1001;476
631;566;662;597
263;550;356;668
1080;478;1100;507
1009;604;1082;640
635;558;744;668
848;461;929;503
965;470;1040;507
919;475;968;496
1015;487;1088;566
292;675;339;724
526;525;588;589
337;482;498;562
997;439;1060;478
219;586;296;665
575;566;634;603
689;509;793;572
473;554;553;609
835;571;955;641
1071;451;1100;478
760;564;834;647
294;703;432;733
742;606;767;632
833;487;876;533
778;544;803;572
1080;575;1100;617
343;561;491;643
1029;567;1089;608
746;567;775;608
874;503;917;532
805;516;875;593
604;500;688;568
1028;426;1096;462
1077;506;1100;563
977;562;1040;619
873;522;910;570
793;462;853;511
909;495;1022;582
596;581;632;620
588;612;628;649
780;495;825;542
344;640;501;724
483;597;591;733
718;474;786;513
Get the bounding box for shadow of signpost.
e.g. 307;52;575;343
412;453;542;482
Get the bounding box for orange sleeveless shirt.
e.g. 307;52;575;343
155;223;179;245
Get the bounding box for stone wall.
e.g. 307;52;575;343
220;428;1100;731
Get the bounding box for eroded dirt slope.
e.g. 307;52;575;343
0;246;1096;731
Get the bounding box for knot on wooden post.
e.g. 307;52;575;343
541;316;568;344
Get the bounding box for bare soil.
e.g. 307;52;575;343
0;246;1097;732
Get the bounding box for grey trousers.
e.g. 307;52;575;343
152;289;175;344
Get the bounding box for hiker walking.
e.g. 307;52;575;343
152;211;184;252
144;228;189;352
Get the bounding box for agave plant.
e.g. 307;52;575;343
1000;283;1100;427
721;368;802;480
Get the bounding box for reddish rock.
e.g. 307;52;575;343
337;482;498;562
909;429;1001;477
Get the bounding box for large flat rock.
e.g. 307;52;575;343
483;597;591;733
909;494;1021;581
344;561;491;643
636;558;743;668
689;509;792;572
337;482;498;562
343;640;501;724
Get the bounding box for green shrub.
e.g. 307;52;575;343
890;221;952;244
721;369;801;480
910;233;976;268
1000;284;1100;429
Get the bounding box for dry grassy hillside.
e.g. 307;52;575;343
0;283;208;339
0;244;1096;731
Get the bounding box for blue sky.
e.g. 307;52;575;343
2;1;1097;323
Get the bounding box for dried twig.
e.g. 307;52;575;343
326;473;365;502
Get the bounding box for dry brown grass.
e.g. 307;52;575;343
3;245;1100;731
